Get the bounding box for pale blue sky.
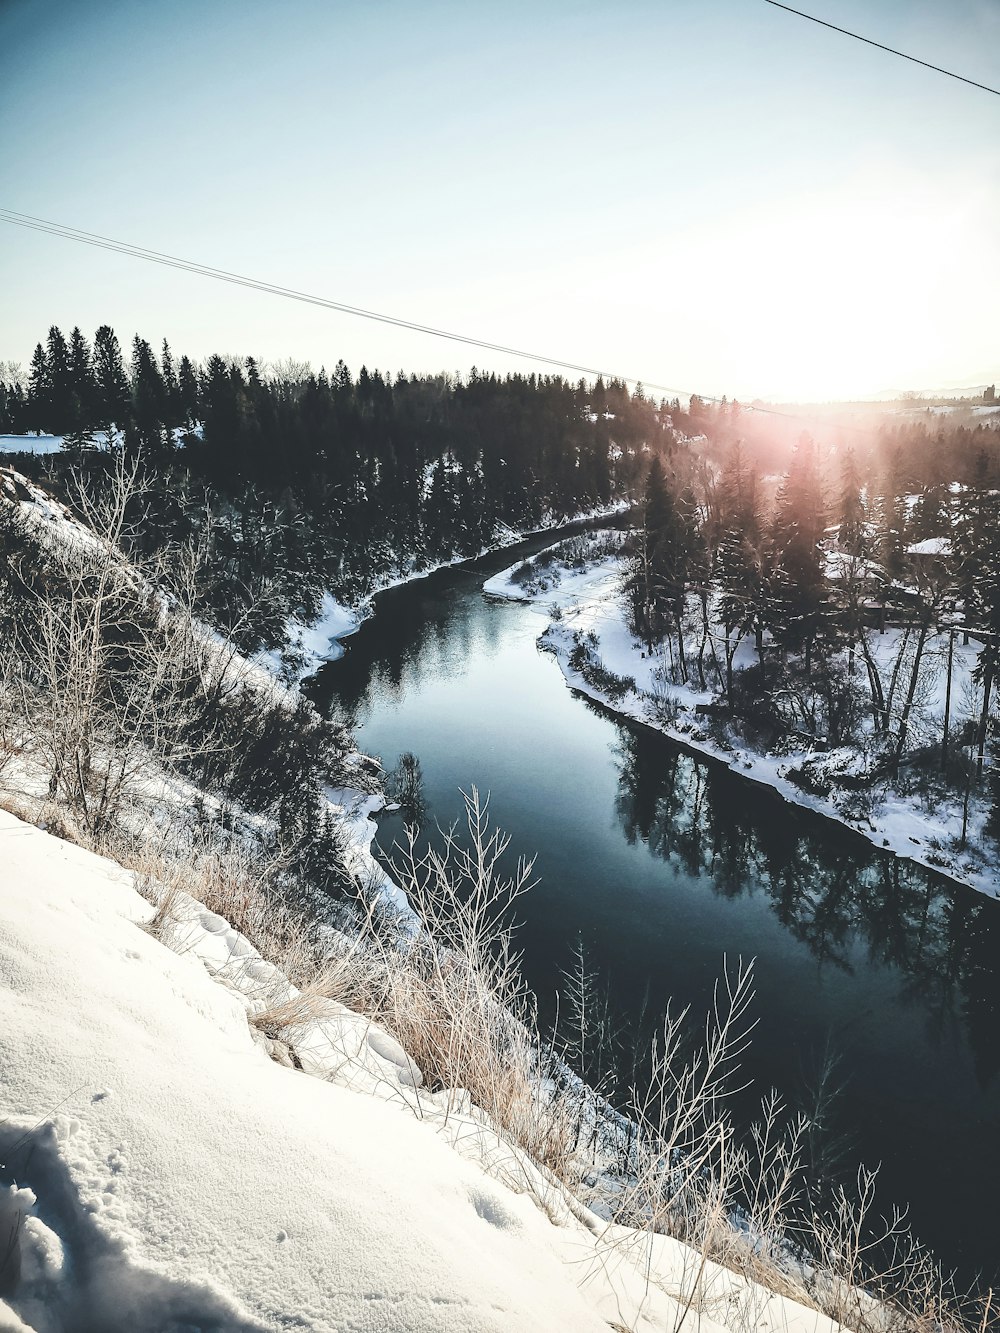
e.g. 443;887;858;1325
2;0;998;400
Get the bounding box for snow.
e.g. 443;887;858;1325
0;467;105;555
284;592;360;668
326;787;415;920
0;809;847;1333
0;435;65;455
483;530;625;611
0;811;602;1329
906;536;952;556
483;552;620;610
0;432;125;455
893;403;1000;419
823;549;883;582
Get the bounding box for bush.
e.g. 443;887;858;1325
567;632;634;703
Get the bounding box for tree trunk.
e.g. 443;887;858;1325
941;628;954;773
696;593;709;691
858;629;887;734
976;663;994;777
893;618;931;771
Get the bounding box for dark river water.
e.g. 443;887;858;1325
310;533;1000;1288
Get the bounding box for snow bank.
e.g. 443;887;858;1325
283;593;361;670
0;811;846;1333
0;432;127;455
483;531;624;612
326;787;415;920
905;536;952;556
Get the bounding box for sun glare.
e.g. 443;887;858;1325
647;169;989;402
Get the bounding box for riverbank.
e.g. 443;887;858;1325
280;502;632;677
484;541;1000;903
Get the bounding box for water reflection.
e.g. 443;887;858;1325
610;720;1000;1091
313;543;553;721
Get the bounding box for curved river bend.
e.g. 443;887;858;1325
310;535;1000;1287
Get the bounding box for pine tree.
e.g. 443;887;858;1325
970;490;1000;775
837;447;866;555
67;326;96;430
625;455;672;650
909;485;947;542
177;355;200;426
27;342;49;433
954;453;993;642
715;442;770;697
130;335;167;454
771;433;828;673
45;325;72;433
93;325;131;434
161;339;180;424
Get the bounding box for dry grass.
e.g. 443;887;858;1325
0;787;86;847
310;791;582;1187
8;775;992;1333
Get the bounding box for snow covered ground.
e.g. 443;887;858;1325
280;592;362;673
485;544;1000;902
0;428;199;455
0;809;847;1332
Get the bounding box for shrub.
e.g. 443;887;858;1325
567;631;635;703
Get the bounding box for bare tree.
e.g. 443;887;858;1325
5;454;236;837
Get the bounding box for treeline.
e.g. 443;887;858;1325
0;325;674;649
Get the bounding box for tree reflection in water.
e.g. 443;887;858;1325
611;721;1000;1091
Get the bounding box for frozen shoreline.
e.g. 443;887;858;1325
484;546;1000;904
282;501;632;677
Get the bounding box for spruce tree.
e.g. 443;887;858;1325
715;439;769;696
67;326;96;430
177;355;200;426
161;339;180;424
93;325;131;435
45;325;72;433
771;433;828;674
130;335;167;454
27;342;49;433
837;447;866;555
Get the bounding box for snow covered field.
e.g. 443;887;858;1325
0;429;199;455
0;435;66;455
0;810;849;1332
485;542;1000;902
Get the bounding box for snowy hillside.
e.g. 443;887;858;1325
0;810;846;1333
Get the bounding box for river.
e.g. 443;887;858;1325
309;532;1000;1289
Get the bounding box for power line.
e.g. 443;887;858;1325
764;1;1000;97
0;206;704;400
0;206;933;437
